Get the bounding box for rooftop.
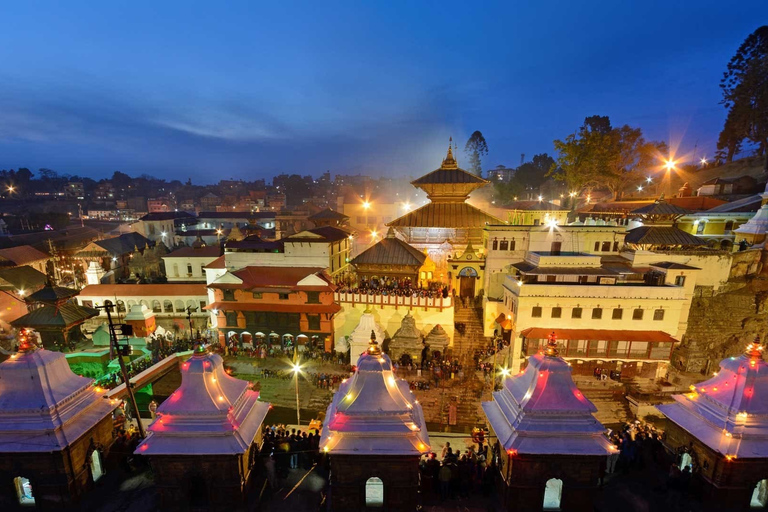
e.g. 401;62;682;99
625;226;707;247
502;200;568;211
0;245;50;266
164;246;223;259
139;211;196;222
351;230;426;267
388;201;503;228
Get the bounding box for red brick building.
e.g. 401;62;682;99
207;266;340;352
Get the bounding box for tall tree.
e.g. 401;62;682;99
718;26;768;167
464;131;489;176
552;116;664;199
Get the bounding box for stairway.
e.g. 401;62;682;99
452;305;489;356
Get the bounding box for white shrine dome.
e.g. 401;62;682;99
0;346;118;452
348;308;385;358
320;338;430;456
657;338;768;458
135;349;270;456
482;337;613;456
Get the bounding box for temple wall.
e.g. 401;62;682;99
328;454;421;512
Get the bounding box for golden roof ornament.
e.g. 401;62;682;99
367;329;382;356
544;331;559;357
441;137;458;169
746;334;763;359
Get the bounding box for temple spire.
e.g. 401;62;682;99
442;137;458;169
544;331;559;357
367;329;382;356
746;334;763;359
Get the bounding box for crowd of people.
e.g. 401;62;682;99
608;420;667;475
260;424;321;487
337;277;450;299
420;441;497;500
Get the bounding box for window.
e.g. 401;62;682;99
601;241;611;252
696;221;705;234
175;300;185;312
633;308;644;320
90;450;104;482
365;477;384;508
200;301;206;311
675;275;686;287
551;307;561;318
613;241;619;252
252;292;263;299
543;478;563;511
279;293;290;300
725;220;734;233
492;240;498;250
187;263;193;275
14;477;34;505
116;300;126;313
532;306;542;318
572;307;582;319
357;216;365;224
223;289;235;301
164;300;173;313
152;300;161;313
653;309;665;321
173;263;179;277
306;291;320;304
594;241;600;251
82;300;94;308
550;242;561;255
509;240;516;250
533;219;540;226
499;240;509;251
225;312;238;326
592;308;603;319
308;315;321;330
612;308;623;320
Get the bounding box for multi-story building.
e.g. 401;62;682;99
133;211;196;243
147;197;172;213
207;266;340;351
499;200;570;226
64;181;85;199
499;248;699;377
163;245;222;282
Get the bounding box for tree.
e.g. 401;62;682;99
552;116;664;199
515;154;555;191
464;131;489;176
718;26;768;167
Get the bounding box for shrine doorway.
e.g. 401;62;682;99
543;478;562;511
458;267;477;298
365;476;384;507
751;479;768;508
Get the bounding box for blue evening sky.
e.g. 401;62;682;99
0;1;765;183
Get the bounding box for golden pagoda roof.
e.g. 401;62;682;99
388;201;503;229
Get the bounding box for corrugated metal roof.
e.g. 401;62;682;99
411;167;488;185
625;226;707;246
351;236;426;267
388;202;503;228
631;201;691;216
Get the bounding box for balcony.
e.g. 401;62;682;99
334;292;452;310
504;276;686;300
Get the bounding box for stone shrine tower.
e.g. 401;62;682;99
0;342;118;508
657;337;768;509
320;333;430;511
482;333;612;512
134;347;270;510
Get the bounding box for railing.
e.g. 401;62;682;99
528;342;673;361
505;278;686;300
334;292;452;309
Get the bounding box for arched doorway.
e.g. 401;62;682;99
90;449;105;482
241;331;253;349
679;452;692;471
751;479;768;508
365;476;384;507
458;267;478;298
297;334;309;351
14;476;35;505
269;332;280;347
543;478;563;511
283;334;294;348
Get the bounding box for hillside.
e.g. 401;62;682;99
669;155;767;193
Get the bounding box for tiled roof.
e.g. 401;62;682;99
139;212;196;221
210;266;332;291
79;283;208;297
26;286;79;304
625;226;707;246
0;245;49;266
0;225;101;253
196;211;275;219
164;246;223;259
502;200;568;211
90;232;153;256
307;208;349;221
204;255;226;269
285;226;350;243
0;266;47;291
11;303;99;328
388;202;503;228
352;235;426;267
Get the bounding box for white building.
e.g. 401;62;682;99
163;246;222;282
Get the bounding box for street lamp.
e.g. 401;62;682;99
646;176;652;183
700;157;708;166
7;185;14;194
362;201;371;210
291;361;302;425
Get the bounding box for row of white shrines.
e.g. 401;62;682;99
1;329;768;511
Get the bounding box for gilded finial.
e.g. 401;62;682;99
367;329;382;356
746;335;763;359
442;137;458;169
544;331;559;357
